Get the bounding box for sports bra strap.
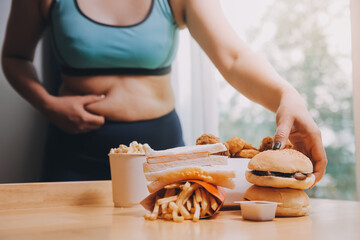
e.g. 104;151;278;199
157;0;176;24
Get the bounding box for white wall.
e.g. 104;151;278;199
0;1;48;183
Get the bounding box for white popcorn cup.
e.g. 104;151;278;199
108;153;149;207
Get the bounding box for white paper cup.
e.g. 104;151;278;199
109;153;149;207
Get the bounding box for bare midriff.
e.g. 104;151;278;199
59;74;175;121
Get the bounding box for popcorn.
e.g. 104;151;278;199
110;141;146;154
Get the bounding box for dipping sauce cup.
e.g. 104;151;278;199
235;201;282;221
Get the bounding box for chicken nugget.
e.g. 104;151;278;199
235;149;260;158
259;136;293;152
196;133;221;145
226;136;246;157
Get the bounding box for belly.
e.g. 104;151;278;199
59;74;175;121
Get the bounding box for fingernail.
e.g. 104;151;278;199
99;95;105;99
273;142;281;150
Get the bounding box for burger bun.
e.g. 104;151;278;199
244;185;311;217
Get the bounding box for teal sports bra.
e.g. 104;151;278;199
50;0;179;76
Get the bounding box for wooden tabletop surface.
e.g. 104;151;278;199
0;181;359;240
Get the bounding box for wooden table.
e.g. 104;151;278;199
0;181;359;240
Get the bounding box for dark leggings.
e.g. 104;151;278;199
42;109;184;181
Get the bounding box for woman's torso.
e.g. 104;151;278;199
44;0;184;121
59;74;174;121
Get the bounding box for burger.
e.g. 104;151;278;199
244;185;311;217
245;149;315;189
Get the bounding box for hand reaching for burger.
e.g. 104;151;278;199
273;91;328;188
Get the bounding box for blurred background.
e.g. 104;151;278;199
0;0;358;201
216;0;356;200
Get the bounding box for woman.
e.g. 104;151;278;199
2;0;327;185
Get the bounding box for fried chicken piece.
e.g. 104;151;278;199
196;133;229;156
285;140;294;149
235;149;260;158
259;136;293;152
259;136;274;152
243;142;258;150
196;133;221;145
219;142;231;157
226;136;246;157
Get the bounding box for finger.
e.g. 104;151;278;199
305;127;327;187
83;113;106;126
310;167;326;189
309;146;328;188
74;123;103;134
273;115;294;150
80;94;105;105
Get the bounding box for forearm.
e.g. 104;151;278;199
222;49;301;113
183;0;304;113
2;56;53;112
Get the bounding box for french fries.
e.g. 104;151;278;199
144;182;220;222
